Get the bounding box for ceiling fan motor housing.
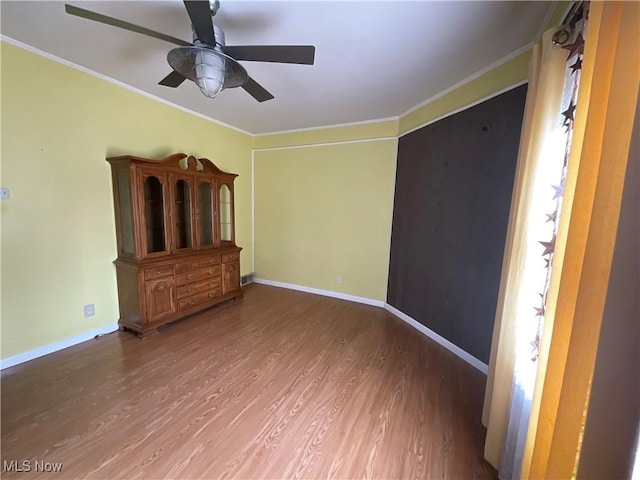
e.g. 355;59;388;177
193;24;225;48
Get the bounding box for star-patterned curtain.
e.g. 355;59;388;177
482;3;590;477
532;2;589;358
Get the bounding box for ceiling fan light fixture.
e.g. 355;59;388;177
194;48;225;98
167;46;249;98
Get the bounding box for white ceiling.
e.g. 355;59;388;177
1;1;553;135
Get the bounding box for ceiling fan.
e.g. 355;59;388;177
64;0;316;102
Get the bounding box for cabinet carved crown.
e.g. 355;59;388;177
107;152;243;338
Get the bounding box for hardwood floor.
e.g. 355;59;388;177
1;284;497;479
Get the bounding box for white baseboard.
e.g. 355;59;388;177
384;303;488;374
252;278;385;307
1;323;119;370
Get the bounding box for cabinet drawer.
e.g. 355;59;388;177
175;260;200;274
175;256;221;273
177;277;222;299
176;265;221;286
199;256;221;267
144;266;174;280
221;252;239;263
178;288;222;311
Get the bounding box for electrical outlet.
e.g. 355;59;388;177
83;304;95;318
335;275;341;284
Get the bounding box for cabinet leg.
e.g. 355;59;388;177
135;325;160;339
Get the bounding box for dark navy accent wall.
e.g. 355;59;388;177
387;85;527;363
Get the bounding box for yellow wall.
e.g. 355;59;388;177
0;42;253;359
254;139;397;301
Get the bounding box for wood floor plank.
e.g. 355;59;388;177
1;284;497;479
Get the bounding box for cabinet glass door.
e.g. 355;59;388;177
116;168;135;255
197;180;215;247
173;178;193;250
219;184;233;243
142;173;168;255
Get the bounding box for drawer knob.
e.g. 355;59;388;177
186;274;193;280
208;269;215;275
188;299;195;305
156;269;165;275
208;282;215;286
187;286;194;292
208;292;216;298
157;285;164;292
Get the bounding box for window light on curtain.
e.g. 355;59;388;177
482;3;589;479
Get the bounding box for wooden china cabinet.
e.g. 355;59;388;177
107;153;242;337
